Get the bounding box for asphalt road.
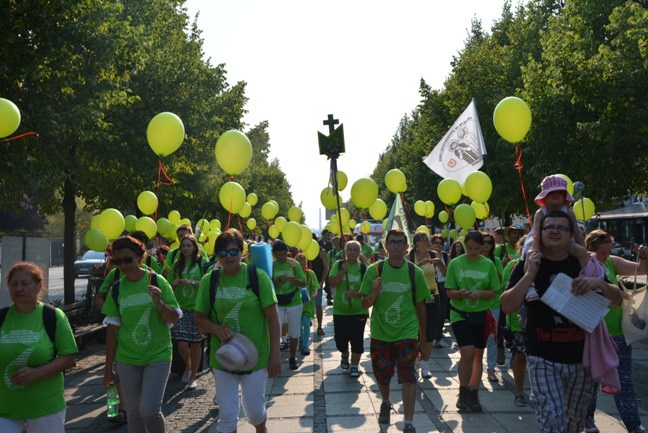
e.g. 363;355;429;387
46;266;94;304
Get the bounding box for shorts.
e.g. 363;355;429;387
172;310;202;342
508;331;527;355
333;314;368;354
370;338;418;385
451;319;487;349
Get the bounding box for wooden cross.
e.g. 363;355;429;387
323;114;339;134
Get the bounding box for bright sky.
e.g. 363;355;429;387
185;0;511;230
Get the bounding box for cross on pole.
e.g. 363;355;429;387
323;114;339;135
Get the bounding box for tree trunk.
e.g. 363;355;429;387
63;177;77;305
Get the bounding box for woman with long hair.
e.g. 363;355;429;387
449;240;465;260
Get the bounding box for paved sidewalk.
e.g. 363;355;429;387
64;307;648;432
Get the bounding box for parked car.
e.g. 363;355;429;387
74;250;107;278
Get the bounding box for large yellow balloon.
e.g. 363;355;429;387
493;97;532;143
414;200;426;217
156;217;171;236
321;187;340;210
288;206;303;222
246;218;256;230
97;208;125;240
215;130;253;175
336;171;348;191
556;174;574;196
385;169;407;193
282;221;302;247
437;179;462;205
168;210;181;225
261;202;278;220
573;198;595;221
425;201;435;218
239;202;252;218
369;199;388;220
306;240;320;261
85;228;108;252
135;216;157;239
0;98;21;138
219;181;246;214
268;225;280;239
247;193;258;206
274;216;287;232
137;191;158;215
454;204;476;229
124;214;138;232
298;225;312;251
147;112;184;157
351;178;379;209
465;171;493;203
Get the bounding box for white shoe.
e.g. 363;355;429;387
186;380;197;390
181;369;191;384
420;362;432;379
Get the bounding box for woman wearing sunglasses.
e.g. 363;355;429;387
102;236;181;433
170;234;208;390
194;231;280;433
480;232;504;383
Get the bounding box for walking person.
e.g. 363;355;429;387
480;232;504;383
360;229;430;433
429;234;448;347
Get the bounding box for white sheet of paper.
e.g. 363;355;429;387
540;272;611;333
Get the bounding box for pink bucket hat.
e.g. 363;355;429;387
534;175;575;207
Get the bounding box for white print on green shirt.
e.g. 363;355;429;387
132;308;152;346
224;301;243;332
385;295;404;325
4;347;33;390
0;329;42;344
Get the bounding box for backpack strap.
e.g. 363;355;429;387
247;264;259;298
408;261;417;305
42;304;57;348
0;307;9;329
110;271;158;308
209;268;221;321
360;262;367;280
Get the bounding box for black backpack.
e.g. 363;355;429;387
110;272;160;306
376;260;418;305
0;304;57;352
335;259;367;281
208;265;260;320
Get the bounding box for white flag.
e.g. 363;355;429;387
385;193;413;246
423;99;486;183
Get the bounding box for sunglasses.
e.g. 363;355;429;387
387;239;406;246
112;256;134;265
217;248;241;258
432;241;444;245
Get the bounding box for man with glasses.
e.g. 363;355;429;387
360;229;430;433
501;210;623;433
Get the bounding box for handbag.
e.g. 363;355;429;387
451;304;486;326
276;289;299;306
621;277;648;345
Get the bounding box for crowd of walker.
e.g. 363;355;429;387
2;175;648;433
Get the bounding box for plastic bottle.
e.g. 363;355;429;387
106;386;119;419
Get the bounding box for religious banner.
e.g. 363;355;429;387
423;99;487;183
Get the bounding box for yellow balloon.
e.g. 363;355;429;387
438;210;449;224
219;181;246;214
348;219;357;230
338;208;350;225
416;225;431;236
306;240;320;261
124;214;138;232
282;221;302;247
246;218;256;230
169;240;180;250
168;224;179;240
414;200;426;217
298;225;312;251
441;229;449;238
247;193;258;206
361;221;371;234
180;218;191;227
437;179;462;205
239;202;252;218
493;96;532;143
261;202;278;220
137;191;158;215
215;130;253;175
268;225;280;239
85;228;108;252
210;219;221;230
196;219;211;234
465;171;493;203
320;187;340;210
449;229;458;239
471;201;488;219
135;216;157;239
288;206;303;222
147;112;184;157
243;241;249;256
274;216;287;232
351;178;379;209
556;174;574;196
91;215;101;230
382;219;388;229
97;208;125;240
461;182;469;197
156;217;171;236
205;236;216;256
385;169;407;193
573;198;596;221
369;199;388;220
0;98;21;138
454;204;476;229
425;201;435;218
168;210;181;225
336;170;348;191
269;200;279;211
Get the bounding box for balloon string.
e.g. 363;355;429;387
237;215;243;234
158;160;174;186
514;144;533;228
0;131;39;143
226;211;233;230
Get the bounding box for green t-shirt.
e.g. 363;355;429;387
194;263;277;371
603;258;622;337
272;258;307;307
361;243;373;262
302;269;319;319
445;255;501;323
359;261;430;342
98;262;155;294
494;243;519;264
164;247;208;272
170;258;208;310
331;261;369;316
0;303;78;419
101;270;179;365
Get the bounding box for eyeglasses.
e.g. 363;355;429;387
432;241;444;245
387;239;406;246
217;248;240;258
483;240;494;245
112;257;134;265
542;224;570;233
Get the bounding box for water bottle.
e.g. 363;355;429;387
106;386;119;419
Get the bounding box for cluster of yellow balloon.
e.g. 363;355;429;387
85;209;127;251
0;98;21;138
261;201;279;220
413;200;435;219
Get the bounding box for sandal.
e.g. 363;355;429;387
109;409;127;424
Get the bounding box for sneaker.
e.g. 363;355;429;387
181;369;191;384
317;328;325;336
378;401;393;424
403;423;417;433
340;353;350;370
487;370;499;382
584;418;600;433
301;347;310;356
468;389;483;412
420;363;432;379
289;358;298;370
280;342;288;351
186;380;197;390
514;394;527;407
349;365;360;378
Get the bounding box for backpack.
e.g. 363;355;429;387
376;260;418;305
335;259;367;281
0;304;58;353
208;265;260;320
110;272;159;307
